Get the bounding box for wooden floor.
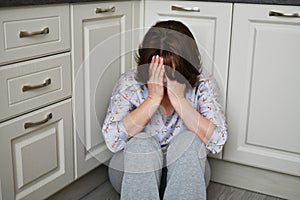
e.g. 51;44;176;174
80;180;285;200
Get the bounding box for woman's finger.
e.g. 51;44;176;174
148;55;156;78
157;58;165;81
150;55;159;80
152;55;160;78
154;56;163;80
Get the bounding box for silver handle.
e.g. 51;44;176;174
171;5;200;12
24;113;52;129
19;27;49;38
22;78;51;92
95;6;116;14
269;10;300;18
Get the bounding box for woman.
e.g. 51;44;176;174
102;20;227;200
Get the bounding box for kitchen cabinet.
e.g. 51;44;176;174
1;1;300;199
211;3;300;199
225;3;300;177
144;1;232;108
71;1;134;179
0;4;73;200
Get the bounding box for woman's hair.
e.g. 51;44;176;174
135;20;202;87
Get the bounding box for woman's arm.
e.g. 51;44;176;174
102;92;134;153
166;77;214;144
173;97;215;144
122;97;160;137
122;55;165;137
166;71;227;154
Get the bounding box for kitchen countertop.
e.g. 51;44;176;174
0;0;300;7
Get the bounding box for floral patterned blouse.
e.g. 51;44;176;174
102;68;228;154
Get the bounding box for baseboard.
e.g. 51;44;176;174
47;164;109;200
209;158;300;200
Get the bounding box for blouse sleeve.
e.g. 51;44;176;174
102;74;137;153
196;72;228;154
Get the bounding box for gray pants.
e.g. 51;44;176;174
108;131;211;200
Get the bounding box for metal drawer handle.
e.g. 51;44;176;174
269;10;300;18
171;5;200;12
95;6;116;14
19;27;49;38
22;78;51;92
24;113;52;129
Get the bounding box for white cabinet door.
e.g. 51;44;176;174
225;4;300;176
71;1;133;178
144;1;232;108
0;99;73;200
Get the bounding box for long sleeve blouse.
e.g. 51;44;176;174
102;68;228;154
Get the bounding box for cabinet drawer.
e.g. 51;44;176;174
0;4;70;65
0;53;71;122
0;99;73;200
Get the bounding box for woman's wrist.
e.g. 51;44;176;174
122;97;160;137
170;96;186;116
147;95;162;105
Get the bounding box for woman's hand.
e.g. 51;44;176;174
165;67;186;105
165;67;214;144
166;76;186;109
147;55;165;104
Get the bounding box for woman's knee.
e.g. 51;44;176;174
125;132;161;153
167;131;210;187
124;132;163;173
167;131;206;161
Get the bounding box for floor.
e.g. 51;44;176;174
80;180;285;200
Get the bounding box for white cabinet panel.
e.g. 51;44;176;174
13;127;58;189
0;4;70;65
225;3;300;176
0;99;73;200
144;1;232;107
246;23;300;154
72;1;133;178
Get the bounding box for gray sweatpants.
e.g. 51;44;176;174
108;131;211;200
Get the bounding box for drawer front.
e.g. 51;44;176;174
0;99;73;200
0;4;70;65
5;17;59;50
0;52;71;122
8;67;62;105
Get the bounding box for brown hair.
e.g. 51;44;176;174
135;20;201;87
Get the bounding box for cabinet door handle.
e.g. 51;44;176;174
24;113;52;129
269;10;300;18
22;78;51;92
95;6;116;14
19;27;49;38
171;5;200;12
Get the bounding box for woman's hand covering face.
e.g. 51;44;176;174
147;55;165;103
